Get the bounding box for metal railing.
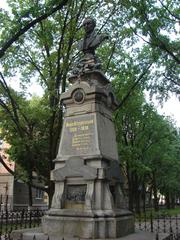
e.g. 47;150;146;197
136;211;180;239
0;209;45;240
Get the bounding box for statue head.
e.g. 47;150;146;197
82;17;96;35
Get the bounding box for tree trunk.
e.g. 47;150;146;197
126;162;134;211
148;187;153;208
165;193;170;209
152;172;159;211
128;187;134;211
171;195;175;209
134;174;141;214
142;183;146;213
28;183;33;207
135;190;140;214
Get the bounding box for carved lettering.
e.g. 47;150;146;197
59;114;97;156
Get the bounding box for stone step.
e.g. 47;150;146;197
12;229;171;240
22;232;49;240
119;231;170;240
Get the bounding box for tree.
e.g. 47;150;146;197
0;0;69;58
0;0;179;207
98;0;179;98
0;93;50;205
114;76;180;212
128;0;179;97
0;0;103;205
154;128;180;209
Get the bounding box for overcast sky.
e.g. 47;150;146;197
0;0;179;128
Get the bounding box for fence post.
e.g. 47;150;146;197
150;211;153;232
157;212;160;233
20;209;24;228
5;195;8;212
29;210;32;228
0;195;2;212
144;211;147;231
138;212;141;230
37;209;40;225
5;210;8;234
163;214;166;233
20;233;23;240
175;215;179;240
156;232;159;240
169;226;173;240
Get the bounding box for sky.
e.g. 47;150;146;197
0;0;180;128
150;94;180;128
0;0;8;9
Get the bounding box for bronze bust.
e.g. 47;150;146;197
78;17;108;59
71;17;108;75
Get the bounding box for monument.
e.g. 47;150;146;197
41;16;134;239
12;17;170;240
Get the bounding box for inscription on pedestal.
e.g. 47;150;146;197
59;114;97;156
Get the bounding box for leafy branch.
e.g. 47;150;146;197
0;0;69;59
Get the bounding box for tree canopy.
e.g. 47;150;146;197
0;0;179;208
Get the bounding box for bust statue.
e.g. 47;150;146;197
78;17;108;59
71;17;108;75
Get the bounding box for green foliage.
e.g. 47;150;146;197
0;0;179;205
114;77;180;210
0;94;50;184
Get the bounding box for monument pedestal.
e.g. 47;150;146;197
42;209;134;239
12;71;135;239
41;71;134;239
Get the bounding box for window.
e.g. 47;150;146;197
35;189;44;199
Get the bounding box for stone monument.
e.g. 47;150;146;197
11;16;171;240
41;17;134;239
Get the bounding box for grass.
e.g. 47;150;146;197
136;206;180;220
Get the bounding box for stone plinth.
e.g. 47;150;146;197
11;228;170;240
42;209;134;239
12;70;135;239
41;71;134;239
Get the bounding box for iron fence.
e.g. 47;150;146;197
136;212;180;240
1;209;180;239
0;209;45;240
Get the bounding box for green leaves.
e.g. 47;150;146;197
114;78;180;210
0;0;179;204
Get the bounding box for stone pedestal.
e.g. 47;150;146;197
42;70;134;239
11;70;135;239
11;228;171;240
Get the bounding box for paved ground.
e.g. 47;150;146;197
120;231;170;240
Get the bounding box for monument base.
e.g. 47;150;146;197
42;209;134;239
11;228;170;240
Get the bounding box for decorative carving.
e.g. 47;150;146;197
73;88;85;104
66;185;86;203
51;182;65;209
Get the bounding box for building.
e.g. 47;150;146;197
0;139;48;210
